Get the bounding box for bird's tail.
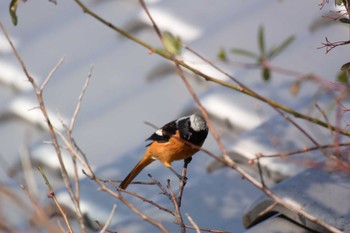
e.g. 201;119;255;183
119;151;153;189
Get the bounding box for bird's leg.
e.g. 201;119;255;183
184;157;192;166
176;157;193;207
180;157;192;180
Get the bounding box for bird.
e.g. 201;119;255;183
119;113;209;189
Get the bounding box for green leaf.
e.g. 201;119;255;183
262;67;270;81
337;70;348;84
231;48;259;59
217;48;227;61
341;61;350;71
339;62;350;84
9;0;20;26
258;25;265;55
162;31;182;56
267;35;295;59
339;18;350;24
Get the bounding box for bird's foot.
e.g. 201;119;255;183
176;174;188;183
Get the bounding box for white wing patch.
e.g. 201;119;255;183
155;129;163;136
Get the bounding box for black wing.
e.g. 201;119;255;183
146;120;177;144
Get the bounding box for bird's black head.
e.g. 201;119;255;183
177;113;208;146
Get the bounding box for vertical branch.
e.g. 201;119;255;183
167;180;185;233
177;157;191;207
255;155;266;188
68;65;93;211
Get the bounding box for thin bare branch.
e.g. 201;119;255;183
174;62;235;167
100;203;117;233
81;170;169;233
167;180;185;233
177;157;191;207
255;156;266;188
257;142;350;160
186;213;200;233
21;185;60;233
319;37;350;53
139;0;162;41
70;64;94;133
40;57;65;92
0;23;87;233
38;166;73;233
118;188;175;216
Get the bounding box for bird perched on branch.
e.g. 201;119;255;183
119;113;208;189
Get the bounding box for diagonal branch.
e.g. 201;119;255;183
73;0;350;138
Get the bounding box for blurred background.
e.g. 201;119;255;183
0;0;349;232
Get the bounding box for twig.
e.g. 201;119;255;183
68;65;93;210
83;169;170;232
37;166;73;233
80;170;169;233
20;136;38;197
100;203;117;233
177;157;191;207
54;65;96;179
167;180;185;233
316;104;339;152
177;224;230;233
315;98;350;171
139;0;162;41
57;113;82;219
148;173;172;199
95;220;117;233
186;213;200;233
21;185;59;232
256;142;350;160
144;120;159;130
0;23;87;233
103;178;156;187
255;156;266;188
104;184;167;232
40;57;65;92
72;155;80;212
319;37;350;53
69;64;93;134
174;62;235;167
118;188;175;216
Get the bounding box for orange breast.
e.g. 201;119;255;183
147;131;199;167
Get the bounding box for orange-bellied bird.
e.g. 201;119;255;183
119;113;208;189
